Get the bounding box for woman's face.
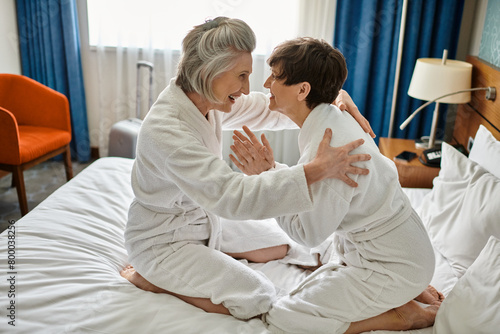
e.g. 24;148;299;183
264;66;300;115
211;52;252;113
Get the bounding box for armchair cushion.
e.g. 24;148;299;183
17;126;71;165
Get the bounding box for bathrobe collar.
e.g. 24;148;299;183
297;103;333;156
166;78;223;158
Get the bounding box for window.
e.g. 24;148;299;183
87;0;299;54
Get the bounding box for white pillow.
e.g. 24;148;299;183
469;125;500;179
433;236;500;334
419;142;500;277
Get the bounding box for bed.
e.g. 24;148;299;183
1;56;499;333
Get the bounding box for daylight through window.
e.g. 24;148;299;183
87;0;299;54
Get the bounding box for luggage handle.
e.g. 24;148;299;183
136;61;154;119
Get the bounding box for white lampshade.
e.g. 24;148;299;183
408;58;472;104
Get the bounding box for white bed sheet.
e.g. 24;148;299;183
0;158;457;333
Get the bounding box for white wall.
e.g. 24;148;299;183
468;0;489;56
0;0;21;74
456;0;489;60
75;0;101;150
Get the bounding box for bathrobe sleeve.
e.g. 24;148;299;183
270;150;351;247
270;162;290;170
276;181;351;247
150;122;313;221
221;92;298;131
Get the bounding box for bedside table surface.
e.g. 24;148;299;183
379;138;427;167
379;138;440;188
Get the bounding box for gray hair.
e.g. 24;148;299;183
175;17;256;103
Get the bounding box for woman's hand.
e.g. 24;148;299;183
334;90;376;138
229;125;275;175
304;128;371;187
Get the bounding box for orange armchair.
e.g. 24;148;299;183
0;74;73;216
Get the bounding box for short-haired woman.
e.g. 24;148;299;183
233;37;443;333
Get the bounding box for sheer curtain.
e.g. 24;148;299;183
84;0;180;157
83;0;335;165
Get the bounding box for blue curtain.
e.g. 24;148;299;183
16;0;90;162
334;0;465;142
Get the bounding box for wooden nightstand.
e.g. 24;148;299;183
378;138;440;188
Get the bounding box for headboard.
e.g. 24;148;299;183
452;56;500;151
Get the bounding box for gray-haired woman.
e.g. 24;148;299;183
122;17;372;320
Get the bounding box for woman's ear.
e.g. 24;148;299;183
297;82;311;102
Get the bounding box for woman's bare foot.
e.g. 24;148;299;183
120;265;231;315
414;285;445;305
393;300;440;330
346;300;440;334
120;265;166;293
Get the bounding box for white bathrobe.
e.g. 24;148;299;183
264;104;435;334
124;79;313;319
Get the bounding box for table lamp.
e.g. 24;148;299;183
400;50;473;149
400;50;496;150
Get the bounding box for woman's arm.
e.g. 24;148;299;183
334;90;375;138
224;90;375;137
230;126;370;187
222;92;297;130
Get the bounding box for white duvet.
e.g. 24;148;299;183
0;157;457;333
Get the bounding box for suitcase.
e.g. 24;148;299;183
108;61;154;158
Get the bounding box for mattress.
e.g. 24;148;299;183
0;157;458;333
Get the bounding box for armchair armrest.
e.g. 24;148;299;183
0;107;21;165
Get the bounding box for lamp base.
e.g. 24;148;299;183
415;136;443;149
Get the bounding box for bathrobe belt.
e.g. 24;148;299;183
140;202;222;250
290;206;413;296
340;206;413;243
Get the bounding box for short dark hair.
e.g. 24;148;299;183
267;37;347;109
